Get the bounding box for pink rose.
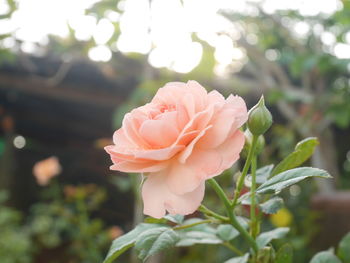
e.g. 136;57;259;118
105;81;247;218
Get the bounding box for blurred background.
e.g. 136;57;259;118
0;0;350;262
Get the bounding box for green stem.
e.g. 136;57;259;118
199;204;229;222
232;136;258;208
255;209;263;238
223;242;244;256
208;178;258;254
173;219;213;230
250;156;258;239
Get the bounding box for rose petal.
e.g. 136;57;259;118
178;125;212;163
226;95;248;130
110;160;167;173
197;95;247;149
112;129;138;149
139;111;179;148
182;93;196;118
187;80;208;111
176;130;200;146
214;130;245;173
186;148;223;177
105;145;135;161
170;107;212;150
106;144;184;162
134;145;185;161
207;90;225;105
196;109;237;149
142;172;205;218
122;113;150;149
175;102;190;130
152;82;188;105
167;149;222;195
165;182;204;216
166;161;202;195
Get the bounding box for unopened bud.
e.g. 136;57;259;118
247;96;272;136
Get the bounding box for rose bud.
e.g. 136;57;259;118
247;96;272;136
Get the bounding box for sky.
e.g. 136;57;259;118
0;0;348;74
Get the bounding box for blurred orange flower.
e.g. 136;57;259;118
33;156;61;186
63;185;77;198
108;226;123;240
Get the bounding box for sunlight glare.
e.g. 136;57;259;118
0;18;16;35
3;0;346;75
333;43;350;59
321;32;336;46
0;0;10;15
88;45;112;62
214;35;235;65
93;18;115;45
11;0;100;43
293;21;310;37
69;15;97;41
171;42;203;73
117;0;151;54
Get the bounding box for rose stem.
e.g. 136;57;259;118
208;178;258;254
222;242;244;256
173;219;213;230
250;156;258;239
198;204;229;222
198;205;244;256
231;135;258;208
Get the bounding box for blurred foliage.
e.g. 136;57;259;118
0;183;116;263
29;183;110;263
0;191;32;263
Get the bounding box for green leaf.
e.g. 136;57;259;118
176;231;222;246
164;214;184;224
237;192;250;204
217;224;239;241
337;232;350;262
271;137;319;177
275;244;293;263
257;167;332;195
257;228;289;249
246;165;274;186
236;216;249;230
310;251;342;263
260;197;284;214
256;165;274;183
224;253;249;263
135;227;180;261
239;192;260;206
103;223;161;263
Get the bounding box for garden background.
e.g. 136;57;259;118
0;0;350;262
